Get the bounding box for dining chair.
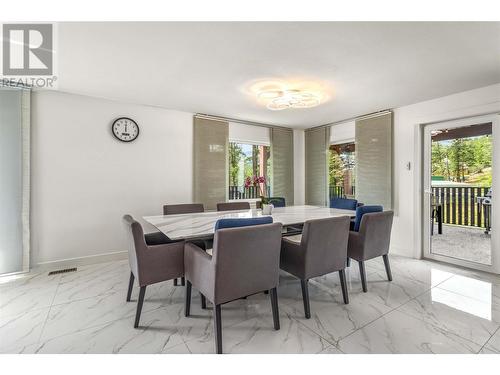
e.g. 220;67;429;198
346;205;383;267
330;197;358;210
280;216;351;319
184;219;282;354
352;205;383;232
163;203;204;215
347;210;394;292
163;203;206;286
216;201;251;211
122;214;184;328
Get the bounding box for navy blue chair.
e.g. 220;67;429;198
330;197;358;210
352;205;383;232
215;216;274;231
346;205;383;268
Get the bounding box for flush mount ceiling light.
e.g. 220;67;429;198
248;80;329;111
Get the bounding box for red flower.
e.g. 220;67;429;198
244;176;252;188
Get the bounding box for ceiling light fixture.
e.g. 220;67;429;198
248;80;329;111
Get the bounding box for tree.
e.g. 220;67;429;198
229;143;244;186
329;150;344;187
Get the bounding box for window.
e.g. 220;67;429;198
329;142;356;199
228;142;271;199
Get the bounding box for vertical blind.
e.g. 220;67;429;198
0;87;30;275
271;128;294;204
355;112;393;209
305;126;330;206
193;117;229;210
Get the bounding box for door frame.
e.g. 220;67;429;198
421;114;499;274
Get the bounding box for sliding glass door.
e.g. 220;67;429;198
423;115;499;273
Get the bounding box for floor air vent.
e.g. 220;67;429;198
48;267;77;276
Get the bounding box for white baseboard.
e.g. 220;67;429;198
33;250;128;273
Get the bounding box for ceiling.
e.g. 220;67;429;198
55;22;500;128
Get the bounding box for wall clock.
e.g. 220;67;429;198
111;117;139;142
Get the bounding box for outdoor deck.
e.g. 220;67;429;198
431;224;491;265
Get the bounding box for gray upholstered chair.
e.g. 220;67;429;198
216;201;251;211
347;211;394;292
163;203;204;215
163;203;205;286
280;216;351;319
122;215;184;328
184;222;283;354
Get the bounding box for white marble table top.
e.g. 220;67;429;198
143;205;355;240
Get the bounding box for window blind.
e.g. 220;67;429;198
270;128;294;204
355;112;393;209
193;116;229;210
305;126;329;206
0;87;30;274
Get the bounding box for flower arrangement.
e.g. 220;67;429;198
245;175;268;198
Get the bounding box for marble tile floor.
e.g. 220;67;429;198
1;255;500;354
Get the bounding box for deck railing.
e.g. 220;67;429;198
229;186;271;200
328;184;490;229
329;185;356;199
432;186;490;228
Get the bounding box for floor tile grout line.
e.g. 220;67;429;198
332;280;439;349
394;300;490;350
477;325;500;353
35;274;62;348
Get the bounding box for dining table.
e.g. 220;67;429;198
143;204;356;241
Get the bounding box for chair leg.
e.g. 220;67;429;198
358;261;367;292
300;279;311;319
214;304;223;354
126;272;134;302
181;277;185;286
185;280;192;317
269;288;280;330
200;293;207;309
339;269;349;304
134;286;146;328
346;257;351;267
382;254;393;281
173;278;178;286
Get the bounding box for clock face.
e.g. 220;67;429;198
112;117;139;142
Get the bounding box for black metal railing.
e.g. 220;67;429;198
329;185;356;199
229;186;272;200
432;186;491;228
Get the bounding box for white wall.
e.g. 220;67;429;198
392;83;500;258
31;91;306;267
31;91;194;266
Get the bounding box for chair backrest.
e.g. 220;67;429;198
214;216;273;231
212;223;283;304
300;216;351;278
358;211;394;259
330;197;358;210
261;197;286;208
163;203;204;215
353;205;383;231
216;201;251;211
122;214;147;281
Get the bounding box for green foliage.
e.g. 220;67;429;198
431;135;492;186
229;142;271;186
229;143;244;186
329;151;344;186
